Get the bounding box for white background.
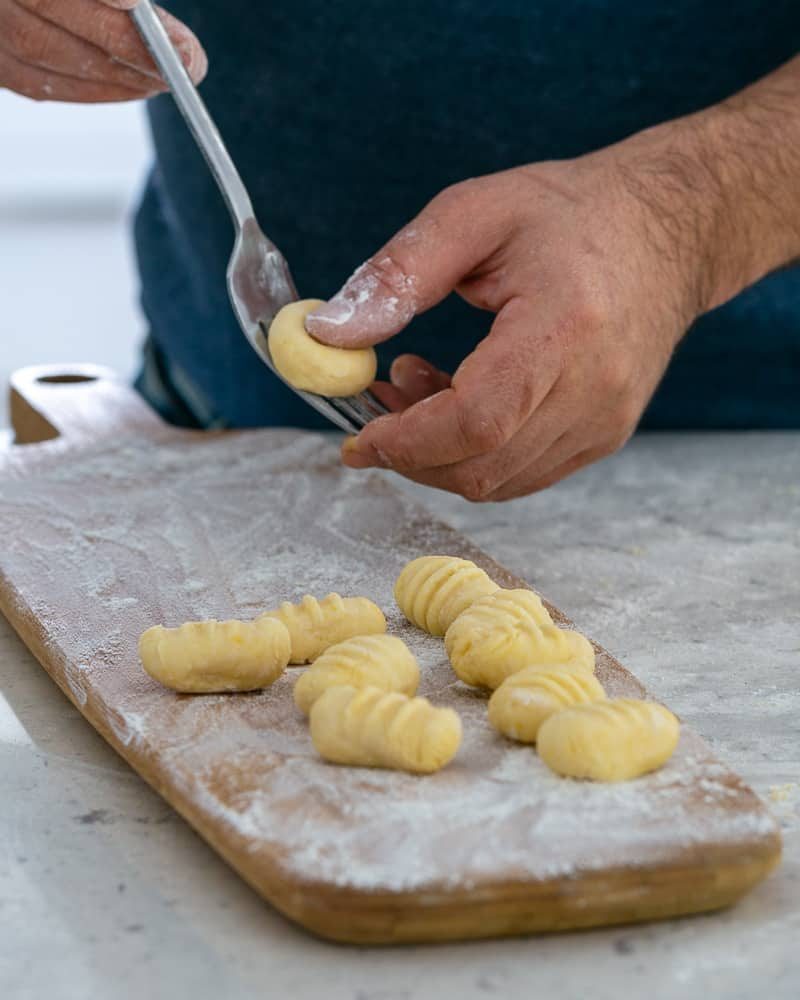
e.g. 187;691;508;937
0;90;151;426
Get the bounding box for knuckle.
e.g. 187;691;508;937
359;254;414;300
365;416;413;471
457;404;513;453
453;466;497;503
570;292;608;335
557;280;610;348
617;396;642;432
599;415;636;458
429;178;487;223
12;28;61;74
431;181;468;211
611;436;629;456
596;353;636;397
7;17;43;63
480;417;512;452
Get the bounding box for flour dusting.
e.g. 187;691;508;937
0;429;779;896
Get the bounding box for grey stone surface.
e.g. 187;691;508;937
1;431;798;999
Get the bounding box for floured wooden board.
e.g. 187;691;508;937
0;365;781;943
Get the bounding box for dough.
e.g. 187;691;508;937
537;699;680;781
394;555;499;636
139;618;291;693
267;299;377;397
309;685;462;774
261;592;385;664
445;588;595;688
293;634;420;714
488;663;606;744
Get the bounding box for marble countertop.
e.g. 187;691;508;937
1;431;798;1000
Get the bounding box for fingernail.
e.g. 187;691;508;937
391;357;433;390
341;436;374;469
306;259;415;345
306;295;355;330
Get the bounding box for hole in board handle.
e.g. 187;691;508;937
36;374;98;385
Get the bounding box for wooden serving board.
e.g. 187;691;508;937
0;364;781;944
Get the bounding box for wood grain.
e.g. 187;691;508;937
0;364;781;944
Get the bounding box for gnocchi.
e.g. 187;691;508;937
537;699;681;782
309;685;462;774
488;663;606;743
394;555;499;636
293;634;420;714
445;588;595;689
267;298;377;397
139;617;291;693
261;592;385;664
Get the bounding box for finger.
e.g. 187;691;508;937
486;447;602;502
378;392;574;500
342;296;561;472
349;356;451;432
367;381;407;413
480;392;637;501
389;354;452;405
0;46;156;101
0;3;166;92
464;384;637;501
16;0;207;82
305;178;509;347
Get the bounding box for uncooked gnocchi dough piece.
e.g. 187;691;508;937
261;592;386;664
139;618;291;693
309;685;462;774
267;299;377;397
394;555;499;636
537;699;680;782
445;588;595;689
293;634;420;714
488;663;606;743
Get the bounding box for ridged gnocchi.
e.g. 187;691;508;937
488;664;606;743
293;634;420;714
537;699;681;782
309;685;462;774
261;592;385;664
445;588;595;689
139;617;291;693
394;555;499;636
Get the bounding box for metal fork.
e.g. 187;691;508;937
130;0;388;435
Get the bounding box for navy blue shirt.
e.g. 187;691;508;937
134;1;800;429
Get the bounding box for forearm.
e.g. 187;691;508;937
614;53;800;316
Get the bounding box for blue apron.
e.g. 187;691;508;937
134;0;800;429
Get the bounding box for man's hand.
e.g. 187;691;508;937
306;140;707;501
306;57;800;502
0;0;206;103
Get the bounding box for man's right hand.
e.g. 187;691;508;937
0;0;207;103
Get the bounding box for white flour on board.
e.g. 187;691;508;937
0;430;779;895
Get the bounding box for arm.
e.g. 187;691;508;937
0;0;206;103
620;54;800;313
308;54;800;502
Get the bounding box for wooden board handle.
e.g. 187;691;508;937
9;364;164;446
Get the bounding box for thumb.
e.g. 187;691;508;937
305;182;496;348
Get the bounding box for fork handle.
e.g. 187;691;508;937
130;0;254;232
